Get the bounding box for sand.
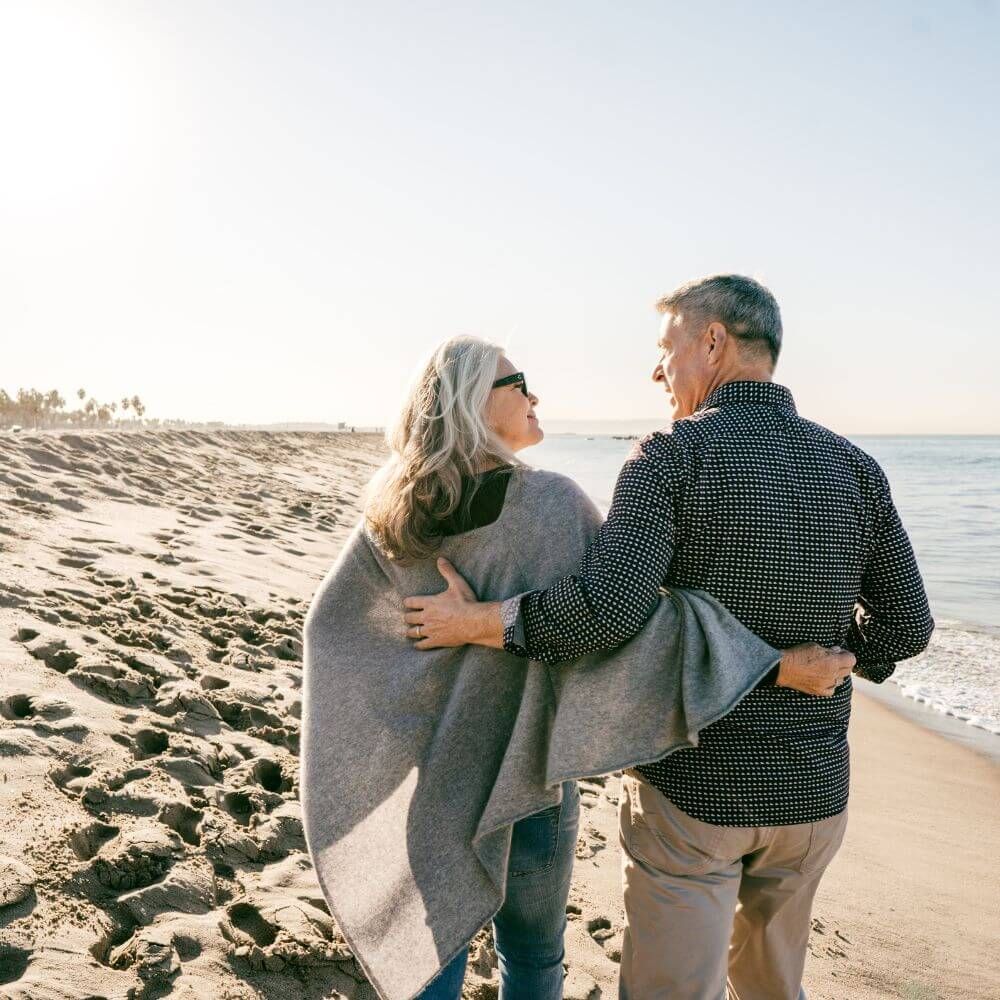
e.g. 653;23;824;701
0;429;996;1000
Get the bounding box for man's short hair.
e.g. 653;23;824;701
656;274;782;366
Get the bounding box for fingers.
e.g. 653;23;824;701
436;557;475;599
407;628;446;648
827;672;852;693
820;650;856;678
805;675;851;697
404;611;424;625
403;596;426;610
405;623;448;647
436;557;461;586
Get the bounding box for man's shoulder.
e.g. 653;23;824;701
636;410;727;458
789;417;890;485
652;407;890;492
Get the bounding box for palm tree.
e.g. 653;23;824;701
16;389;44;429
131;395;145;419
77;388;86;402
44;390;65;428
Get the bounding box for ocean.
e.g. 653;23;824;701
527;433;1000;738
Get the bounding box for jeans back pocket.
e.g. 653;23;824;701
508;802;561;877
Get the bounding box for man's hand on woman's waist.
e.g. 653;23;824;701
403;558;504;649
403;560;857;700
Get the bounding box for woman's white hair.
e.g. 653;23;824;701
365;335;519;561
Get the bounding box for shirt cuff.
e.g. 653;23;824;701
852;662;896;684
500;594;530;658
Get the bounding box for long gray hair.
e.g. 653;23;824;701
365;336;519;561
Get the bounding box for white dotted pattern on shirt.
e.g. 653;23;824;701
505;381;933;826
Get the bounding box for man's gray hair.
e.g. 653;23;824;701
656;274;782;365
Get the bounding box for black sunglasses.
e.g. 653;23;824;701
492;372;529;397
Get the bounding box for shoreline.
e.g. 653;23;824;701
857;675;1000;765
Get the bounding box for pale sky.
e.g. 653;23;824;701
2;1;998;434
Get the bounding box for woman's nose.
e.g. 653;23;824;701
652;363;665;382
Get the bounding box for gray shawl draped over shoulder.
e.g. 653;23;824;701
302;468;780;1000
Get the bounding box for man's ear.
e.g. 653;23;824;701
705;321;728;365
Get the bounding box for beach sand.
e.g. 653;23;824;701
0;430;996;999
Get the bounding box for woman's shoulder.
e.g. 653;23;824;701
510;467;601;521
514;466;588;500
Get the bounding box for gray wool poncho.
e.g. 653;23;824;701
301;468;781;1000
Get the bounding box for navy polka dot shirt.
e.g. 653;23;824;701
503;381;934;826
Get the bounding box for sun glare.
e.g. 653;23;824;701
1;5;137;205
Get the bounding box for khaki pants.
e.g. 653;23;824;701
618;771;848;1000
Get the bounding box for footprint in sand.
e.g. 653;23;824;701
66;658;157;705
116;858;216;926
220;894;353;973
575;823;609;861
218;789;265;827
808;915;854;959
157;755;219;788
586;915;624;964
1;691;84;738
50;760;95;795
68;820;120;861
129;727;170;759
249;759;289;793
106;923;183;992
158;802;204;846
0;694;36;721
19;632;81;673
152;680;223;722
87;822;184;892
0;856;37;909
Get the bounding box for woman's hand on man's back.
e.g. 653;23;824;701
776;644;857;697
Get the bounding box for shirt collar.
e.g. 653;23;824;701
696;380;797;415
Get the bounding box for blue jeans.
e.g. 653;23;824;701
416;780;580;1000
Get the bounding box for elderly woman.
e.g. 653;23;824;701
302;336;848;1000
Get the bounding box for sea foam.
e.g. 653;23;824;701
890;622;1000;736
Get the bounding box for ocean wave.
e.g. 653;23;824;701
890;622;1000;736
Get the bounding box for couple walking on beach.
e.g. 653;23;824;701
301;274;934;1000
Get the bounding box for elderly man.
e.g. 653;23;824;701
405;275;934;999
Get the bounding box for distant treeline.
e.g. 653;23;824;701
0;388;147;429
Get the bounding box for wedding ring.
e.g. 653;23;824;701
415;625;422;639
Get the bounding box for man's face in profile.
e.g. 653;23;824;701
653;311;703;419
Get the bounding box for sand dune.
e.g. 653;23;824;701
0;430;388;999
0;429;996;1000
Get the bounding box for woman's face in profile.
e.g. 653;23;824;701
486;356;543;452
